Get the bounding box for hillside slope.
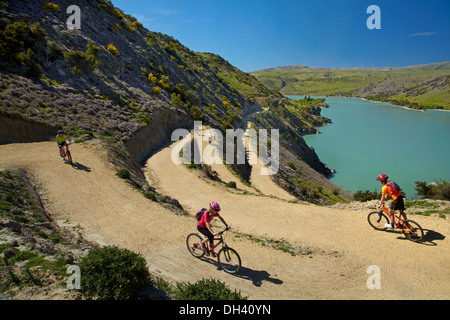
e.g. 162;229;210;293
0;0;349;204
1;141;448;299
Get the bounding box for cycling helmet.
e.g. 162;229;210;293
376;174;388;181
209;201;221;212
57;130;64;134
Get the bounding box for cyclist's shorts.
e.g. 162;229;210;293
390;195;405;211
197;225;214;241
58;141;68;147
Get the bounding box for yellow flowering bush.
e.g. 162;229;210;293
107;43;119;56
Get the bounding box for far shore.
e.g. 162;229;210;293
287;94;449;112
359;97;450;113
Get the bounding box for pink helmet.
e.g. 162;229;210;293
377;174;388;181
209;201;221;211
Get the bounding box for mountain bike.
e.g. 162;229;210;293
368;205;424;242
186;229;241;274
59;142;73;165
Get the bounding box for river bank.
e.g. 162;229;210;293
359;97;450;112
295;96;450;198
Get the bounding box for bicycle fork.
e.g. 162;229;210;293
376;212;384;224
221;246;233;262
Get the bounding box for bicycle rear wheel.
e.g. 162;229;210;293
400;219;424;243
186;233;205;258
218;247;241;274
368;211;390;230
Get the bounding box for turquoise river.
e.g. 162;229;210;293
289;96;450;199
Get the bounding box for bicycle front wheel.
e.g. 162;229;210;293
67;150;73;165
218;247;241;274
368;211;390;230
400;220;424;243
186;233;205;258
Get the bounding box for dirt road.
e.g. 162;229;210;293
1;141;448;299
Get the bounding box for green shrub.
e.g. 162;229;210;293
416;180;450;200
0;22;46;67
353;189;380;202
173;278;247;300
79;246;151;300
190;105;203;120
225;181;237;188
8;250;38;263
24;49;43;78
116;168;130;179
144;191;157;201
171;93;183;108
46;40;63;62
64;41;100;74
30;22;47;41
86;41;100;58
64;51;98;73
287;162;296;170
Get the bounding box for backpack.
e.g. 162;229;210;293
196;208;207;221
386;181;400;195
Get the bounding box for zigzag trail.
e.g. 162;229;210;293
0;140;448;299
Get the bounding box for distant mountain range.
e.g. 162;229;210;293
252;62;450;109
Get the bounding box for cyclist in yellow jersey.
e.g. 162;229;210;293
56;130;71;160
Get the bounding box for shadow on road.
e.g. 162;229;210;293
387;228;445;246
71;162;92;172
199;257;283;287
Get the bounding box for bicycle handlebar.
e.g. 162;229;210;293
371;204;387;211
218;227;231;236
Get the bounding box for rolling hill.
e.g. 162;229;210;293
252;62;450;109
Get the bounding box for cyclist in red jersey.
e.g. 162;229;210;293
197;201;230;257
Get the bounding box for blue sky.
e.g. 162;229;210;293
110;0;450;72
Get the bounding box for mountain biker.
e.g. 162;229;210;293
208;131;213;144
376;174;407;229
56;130;71;160
197;201;230;257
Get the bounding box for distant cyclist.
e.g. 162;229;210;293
376;174;407;229
56;130;71;161
208;131;213;144
197;201;230;257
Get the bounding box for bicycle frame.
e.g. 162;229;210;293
379;206;413;232
59;142;71;156
210;229;229;250
58;142;73;165
59;146;67;157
